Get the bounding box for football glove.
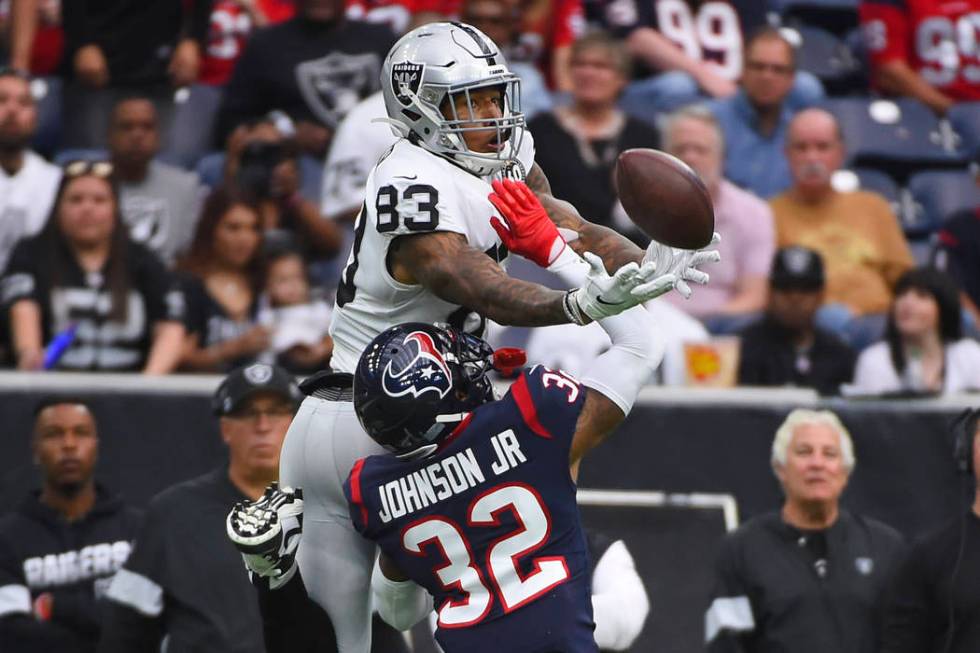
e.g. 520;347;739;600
640;232;721;299
488;178;567;267
226;482;304;589
566;252;677;323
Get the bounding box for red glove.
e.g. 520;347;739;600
488;179;566;268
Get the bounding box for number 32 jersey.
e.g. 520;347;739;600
343;366;598;653
329;134;536;373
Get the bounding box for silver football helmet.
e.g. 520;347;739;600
381;22;525;177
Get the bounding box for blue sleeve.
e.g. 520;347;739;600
506;365;587;446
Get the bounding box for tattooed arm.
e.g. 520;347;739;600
525;163;644;271
389;231;571;327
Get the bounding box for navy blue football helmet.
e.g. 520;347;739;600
354;322;496;458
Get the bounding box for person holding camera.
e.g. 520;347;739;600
224;119;343;261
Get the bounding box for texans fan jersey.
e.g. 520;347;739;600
328;132;536;373
344;365;597;653
587;0;768;80
860;0;980;101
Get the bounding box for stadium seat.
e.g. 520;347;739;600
904;170;980;237
948;102;980;161
791;26;864;95
852;167;901;203
823;98;965;176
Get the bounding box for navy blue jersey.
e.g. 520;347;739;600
344;365;597;653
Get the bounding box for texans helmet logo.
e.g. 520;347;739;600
382;331;453;398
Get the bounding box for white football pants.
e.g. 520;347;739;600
279;395;388;653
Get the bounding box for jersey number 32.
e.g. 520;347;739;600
401;483;570;628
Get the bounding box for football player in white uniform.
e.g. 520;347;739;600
260;21;718;653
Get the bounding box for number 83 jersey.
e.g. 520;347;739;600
329;134;536;374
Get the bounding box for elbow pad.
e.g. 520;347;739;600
371;560;433;631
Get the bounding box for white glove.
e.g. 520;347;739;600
641;232;722;299
567;252;677;323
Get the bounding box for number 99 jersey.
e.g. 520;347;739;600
329;133;536;374
343;365;597;653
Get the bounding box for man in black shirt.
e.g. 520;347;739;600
738;246;856;395
0;397;142;653
881;409;980;653
705;409;905;652
98;363;310;653
215;0;397;157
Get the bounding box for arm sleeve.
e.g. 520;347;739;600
879;544;936;653
873;197;914;287
97;505;169;653
859;0;912;67
590;540;649;651
137;252;186;325
1;240;43;308
704;536;754;653
0;538;84;651
371;557;433;631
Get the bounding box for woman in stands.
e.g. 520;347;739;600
851;267;980;395
177;187;270;372
2;160;186;372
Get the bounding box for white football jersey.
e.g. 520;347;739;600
329;132;536;373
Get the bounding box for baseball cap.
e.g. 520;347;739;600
212;363;304;416
770;246;824;291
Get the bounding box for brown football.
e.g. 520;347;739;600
615;148;715;249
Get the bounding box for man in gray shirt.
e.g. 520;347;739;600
109;97;204;265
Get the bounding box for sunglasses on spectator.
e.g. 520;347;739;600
745;61;794;76
63;160;114;179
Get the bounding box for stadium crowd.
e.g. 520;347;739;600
0;0;979;652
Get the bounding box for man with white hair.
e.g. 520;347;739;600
705;408;905;653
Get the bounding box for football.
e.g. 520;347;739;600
615;148;715;249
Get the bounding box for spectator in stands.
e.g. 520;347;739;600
934;155;980;325
530;31;659;238
215;0;396;157
165;0;297;167
56;0;210;149
770;108;914;349
109;97;205;266
705;408;905;653
509;0;583;92
601;2;821;118
257;247;333;375
461;0;552;119
177;188;269;373
345;0;446;35
709;27;814;199
99;363;315;653
880;408;980;653
5;0;64;153
225;119;343;260
0;67;61;273
860;0;980;115
660;105;774;333
738;247;856;396
851;267;980;396
0;397;141;653
2;162;186;373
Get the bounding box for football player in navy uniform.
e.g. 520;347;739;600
339;310;660;652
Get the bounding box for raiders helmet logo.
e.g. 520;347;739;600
244;363;274;386
392;62;425;108
382;331;453;399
